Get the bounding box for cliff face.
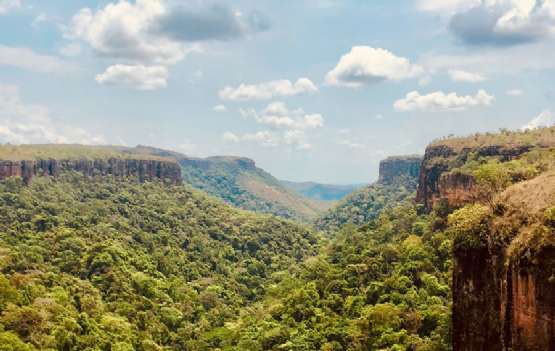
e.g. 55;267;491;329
378;156;422;184
0;158;182;184
416;144;531;210
449;172;555;351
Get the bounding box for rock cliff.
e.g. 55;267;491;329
416;144;531;210
0;158;182;184
416;131;555;351
378;155;422;184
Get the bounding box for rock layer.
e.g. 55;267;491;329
0;158;182;184
378;156;422;184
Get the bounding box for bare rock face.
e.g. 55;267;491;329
0;158;182;184
378;156;422;184
416;144;531;210
451;173;555;351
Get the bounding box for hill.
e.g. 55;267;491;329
315;156;422;232
280;180;363;202
0;162;319;349
178;155;328;222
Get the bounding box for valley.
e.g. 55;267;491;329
0;126;555;350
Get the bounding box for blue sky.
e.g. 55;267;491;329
0;0;554;183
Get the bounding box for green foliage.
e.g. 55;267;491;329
0;174;319;350
315;175;418;232
180;158;325;222
448;204;491;250
224;203;452;350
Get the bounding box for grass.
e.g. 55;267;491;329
430;126;555;151
0;144;173;161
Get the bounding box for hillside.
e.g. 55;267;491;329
0;164;319;349
415;126;555;350
280;180;363;202
179;156;328;222
315;156;422;232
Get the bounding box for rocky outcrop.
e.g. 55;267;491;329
452;172;555;351
416;144;532;210
0;158;182;184
378;156;422;184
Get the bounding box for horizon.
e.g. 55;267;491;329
1;0;554;183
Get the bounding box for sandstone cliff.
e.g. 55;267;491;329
416;129;555;351
0;158;182;184
416;144;532;210
378;155;421;184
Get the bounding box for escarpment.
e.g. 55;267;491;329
416;143;533;211
0;158;182;184
417;128;555;351
378;155;421;184
452;172;555;351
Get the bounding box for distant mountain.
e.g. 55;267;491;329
315;155;422;232
280;180;364;201
177;155;329;222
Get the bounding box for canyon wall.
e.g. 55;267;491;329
378;156;422;184
417;142;555;351
0;158;182;184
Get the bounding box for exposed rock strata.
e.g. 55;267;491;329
0;158;182;184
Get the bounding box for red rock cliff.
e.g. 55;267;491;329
0;158;182;184
451;172;555;351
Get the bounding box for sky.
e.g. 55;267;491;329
0;0;554;183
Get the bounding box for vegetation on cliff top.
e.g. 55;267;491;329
0;144;173;162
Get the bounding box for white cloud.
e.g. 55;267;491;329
65;1;185;65
419;0;555;46
0;0;21;15
242;102;324;130
227;102;323;150
219;78;318;101
65;1;268;65
0;84;104;144
394;89;495;112
325;46;423;88
95;64;168;90
522;110;554;130
213;104;227;112
448;69;487;82
506;88;524;96
0;45;74;74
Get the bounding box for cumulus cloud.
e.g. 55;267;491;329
0;45;74;74
65;0;268;65
225;102;323;150
325;46;423;87
0;84;104;144
219;78;318;101
420;0;555;46
241;102;324;130
213;104;227;112
522;110;554;129
448;69;487;82
394;89;495;112
0;0;21;15
95;64;168;90
506;88;524;96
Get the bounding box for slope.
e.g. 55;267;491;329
315;156;422;232
280;180;363;202
0;149;320;350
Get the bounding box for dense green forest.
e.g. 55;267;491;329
0;174;319;350
180;156;328;222
315;175;418;233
